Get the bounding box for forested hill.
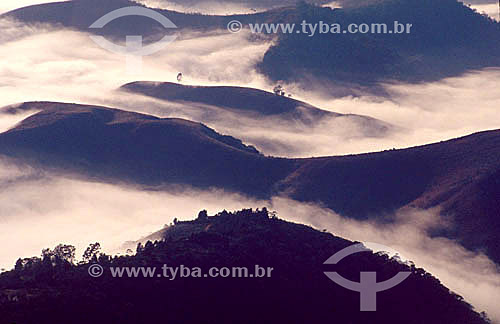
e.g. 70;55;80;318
0;208;490;324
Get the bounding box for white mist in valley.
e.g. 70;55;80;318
1;18;499;158
133;0;267;14
0;9;499;323
133;0;333;14
274;198;500;323
0;161;262;269
0;161;498;322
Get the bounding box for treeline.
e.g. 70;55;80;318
0;208;491;324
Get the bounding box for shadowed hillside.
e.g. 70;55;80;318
121;81;335;117
120;81;392;132
134;0;334;11
0;102;499;264
0;0;285;40
5;0;498;90
259;1;500;90
0;209;490;323
279;129;500;261
0;102;295;197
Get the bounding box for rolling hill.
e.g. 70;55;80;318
133;0;334;11
0;102;499;264
279;129;500;262
120;81;392;132
259;1;500;88
0;0;282;40
4;0;498;90
0;208;490;323
0;102;295;197
121;81;335;117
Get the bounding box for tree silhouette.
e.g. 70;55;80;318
82;243;101;263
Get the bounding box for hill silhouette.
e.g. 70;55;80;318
0;208;491;323
280;129;500;262
0;0;282;41
0;102;499;264
120;81;392;131
121;81;335;117
0;102;293;197
258;1;500;89
4;0;498;88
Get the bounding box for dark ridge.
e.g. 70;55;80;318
0;102;296;198
120;81;393;134
1;102;499;263
0;0;289;41
0;208;490;324
121;81;334;117
258;1;500;92
3;0;499;90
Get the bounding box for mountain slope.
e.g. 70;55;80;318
120;81;392;132
0;209;490;324
259;1;500;89
4;0;499;89
0;102;295;197
279;129;500;261
121;81;335;118
0;102;499;263
0;0;283;40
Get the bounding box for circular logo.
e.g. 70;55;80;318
227;20;243;33
324;242;411;311
88;264;104;278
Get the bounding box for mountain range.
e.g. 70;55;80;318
0;0;498;322
3;0;499;91
259;0;500;90
0;0;279;40
0;101;499;265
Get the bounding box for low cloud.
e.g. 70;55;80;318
134;0;266;14
280;68;500;156
470;3;500;20
0;109;39;133
0;161;498;322
1;19;499;158
0;161;262;269
133;0;332;14
270;198;500;323
0;14;499;322
0;23;271;109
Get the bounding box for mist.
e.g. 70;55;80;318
283;68;500;156
133;0;332;14
272;198;500;323
0;158;498;322
133;0;268;14
0;10;499;322
471;3;500;20
1;18;499;158
0;160;263;269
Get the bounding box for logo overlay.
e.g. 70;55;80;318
227;20;243;33
89;6;178;74
88;264;104;278
324;243;411;311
